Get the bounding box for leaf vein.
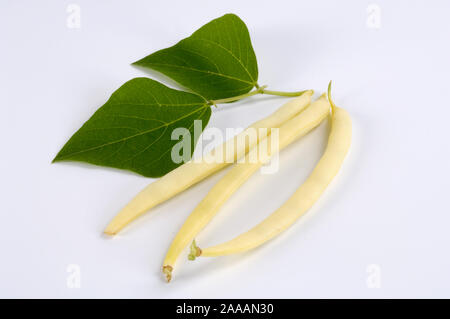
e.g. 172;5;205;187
57;103;210;160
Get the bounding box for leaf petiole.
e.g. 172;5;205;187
209;85;266;104
260;88;311;97
210;85;311;105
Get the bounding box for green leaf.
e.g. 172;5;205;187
133;13;258;100
53;78;211;177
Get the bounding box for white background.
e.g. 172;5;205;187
1;0;449;298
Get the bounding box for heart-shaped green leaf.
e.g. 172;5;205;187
53;78;211;177
133;13;258;100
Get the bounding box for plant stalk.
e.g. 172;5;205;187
210;85;310;105
261;88;310;97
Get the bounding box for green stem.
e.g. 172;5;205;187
261;88;310;97
210;85;310;105
327;80;336;116
211;85;267;104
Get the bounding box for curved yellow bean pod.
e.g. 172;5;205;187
162;95;330;281
196;86;351;258
104;91;313;235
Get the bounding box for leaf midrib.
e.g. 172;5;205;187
188;37;256;84
145;62;255;86
138;107;207;170
55;102;210;160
